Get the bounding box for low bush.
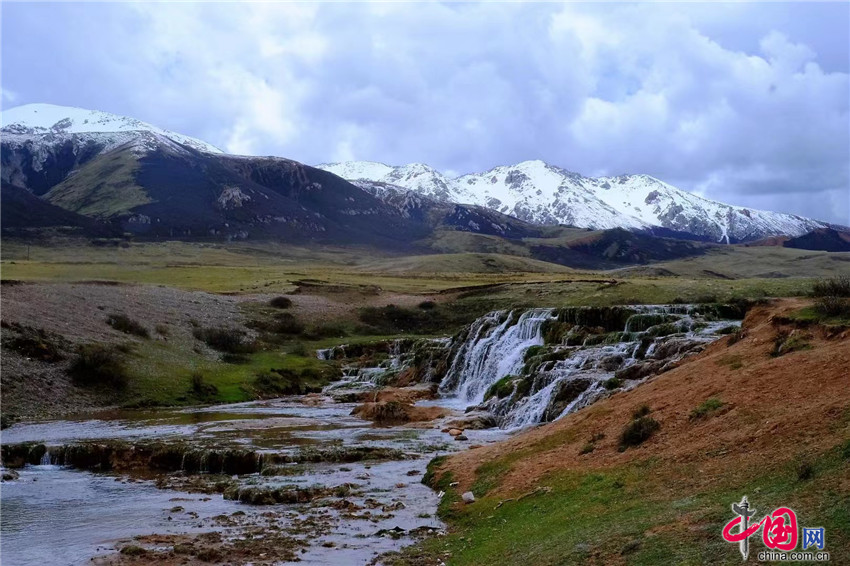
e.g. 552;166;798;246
288;341;309;357
192;326;257;354
189;373;218;400
2;323;65;362
812;275;850;298
690;398;724;420
69;343;130;388
619;416;660;450
603;377;622;390
106;313;149;338
814;296;850;318
796;460;815;481
418;300;437;310
269;296;293;309
631;404;651;419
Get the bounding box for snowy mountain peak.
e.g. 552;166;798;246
1;103;222;154
317;160;831;242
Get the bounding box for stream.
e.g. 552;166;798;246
1;397;505;565
1;304;740;565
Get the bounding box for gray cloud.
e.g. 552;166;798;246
2;2;847;224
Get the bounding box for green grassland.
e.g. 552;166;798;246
3;239;844;297
628;245;850;279
392;442;850;565
119;340;336;407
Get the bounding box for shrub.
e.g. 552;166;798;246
690;398;724;420
192;326;256;354
418;300;437;310
269;296;293;309
154;324;169;337
69;343;130;388
603;377;622;390
814;296;850;318
2;323;65;362
190;373;218;399
631;404;651;419
796;460;814;481
270;313;305;335
289;341;309;357
579;442;595;455
812;275;850;298
106;313;149;338
619;416;660;449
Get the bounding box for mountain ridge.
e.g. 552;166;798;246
318;159;835;243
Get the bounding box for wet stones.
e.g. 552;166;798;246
222;484;355;505
543;378;592;422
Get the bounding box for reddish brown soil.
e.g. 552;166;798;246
440;299;850;496
351;400;449;424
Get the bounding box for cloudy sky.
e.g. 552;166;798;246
2;2;848;224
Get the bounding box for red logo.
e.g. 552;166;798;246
722;496;798;560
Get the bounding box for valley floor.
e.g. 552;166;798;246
1;240;849;566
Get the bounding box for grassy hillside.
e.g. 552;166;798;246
626;245;850;279
45;147;149;219
389;300;850;565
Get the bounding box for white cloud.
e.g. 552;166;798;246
1;2;848;223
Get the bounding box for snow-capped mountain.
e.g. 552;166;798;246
1;103;222;154
318;160;830;243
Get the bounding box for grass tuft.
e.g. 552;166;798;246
106;313;149;338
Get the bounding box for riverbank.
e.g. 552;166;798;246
385;299;850;565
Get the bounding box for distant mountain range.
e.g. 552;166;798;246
318;161;836;244
1;103;845;268
0;104;549;249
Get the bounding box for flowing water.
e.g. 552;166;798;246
1;397;505;565
437;305;739;429
1;304;738;564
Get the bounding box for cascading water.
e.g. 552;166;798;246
317;304;741;429
436;305;740;429
438;309;555;404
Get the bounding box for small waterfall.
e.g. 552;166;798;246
439;309;555;404
39;449;52;466
437;304;740;429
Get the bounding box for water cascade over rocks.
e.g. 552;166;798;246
324;304;743;429
439;305;740;429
